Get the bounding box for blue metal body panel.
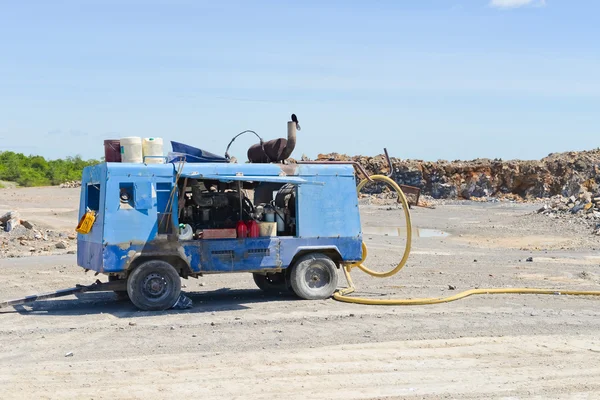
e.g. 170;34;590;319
180;173;323;186
77;164;106;271
296;175;361;238
77;162;362;275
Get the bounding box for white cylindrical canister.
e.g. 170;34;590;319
120;137;143;163
178;224;193;241
142;137;164;164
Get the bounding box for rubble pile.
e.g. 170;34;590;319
60;181;81;188
537;194;600;235
0;211;76;258
316;149;600;200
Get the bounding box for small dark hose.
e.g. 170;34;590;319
243;196;255;217
224;130;266;161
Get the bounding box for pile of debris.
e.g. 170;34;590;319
60;181;81;188
0;211;76;258
537;194;600;235
1;211;33;233
315;149;600;200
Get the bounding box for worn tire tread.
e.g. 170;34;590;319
127;260;181;311
289;253;338;300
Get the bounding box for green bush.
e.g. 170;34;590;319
0;151;100;187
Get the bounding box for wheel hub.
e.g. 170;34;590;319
142;273;168;298
305;264;330;289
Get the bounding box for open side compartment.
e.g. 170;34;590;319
175;176;302;240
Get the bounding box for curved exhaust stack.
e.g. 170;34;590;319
247;114;299;163
279;120;297;160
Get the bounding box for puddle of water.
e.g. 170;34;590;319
363;226;450;238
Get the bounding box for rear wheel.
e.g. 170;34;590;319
289;253;338;300
253;272;288;293
127;260;181;311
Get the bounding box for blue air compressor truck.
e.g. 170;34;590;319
76;161;363;310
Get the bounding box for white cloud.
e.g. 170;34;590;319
489;0;546;9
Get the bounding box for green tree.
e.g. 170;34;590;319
0;151;100;187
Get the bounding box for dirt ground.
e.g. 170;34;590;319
1;187;600;399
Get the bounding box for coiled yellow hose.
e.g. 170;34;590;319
332;175;600;305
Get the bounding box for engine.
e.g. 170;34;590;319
179;180;252;231
178;179;296;238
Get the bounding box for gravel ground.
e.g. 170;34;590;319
1;187;600;399
0;187;80;257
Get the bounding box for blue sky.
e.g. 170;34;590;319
0;0;598;161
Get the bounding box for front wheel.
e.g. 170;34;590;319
127;260;181;311
289;253;338;300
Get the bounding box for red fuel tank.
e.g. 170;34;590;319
246;220;259;238
236;221;248;238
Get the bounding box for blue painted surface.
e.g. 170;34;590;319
178;162;355;178
296;174;361;239
133;181;154;210
180;173;323;186
78;162;363;275
183;238;280;272
100;236;362;274
77;164;106;271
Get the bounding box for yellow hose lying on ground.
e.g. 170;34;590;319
332;175;600;305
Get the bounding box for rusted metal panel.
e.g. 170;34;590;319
399;185;421;207
383;148;421;207
198;229;237;239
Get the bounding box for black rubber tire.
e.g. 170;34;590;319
252;272;288;293
285;267;294;293
127;260;181;311
289;253;338;300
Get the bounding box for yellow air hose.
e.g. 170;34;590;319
332;175;600;305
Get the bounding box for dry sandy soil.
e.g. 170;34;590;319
1;187;600;399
